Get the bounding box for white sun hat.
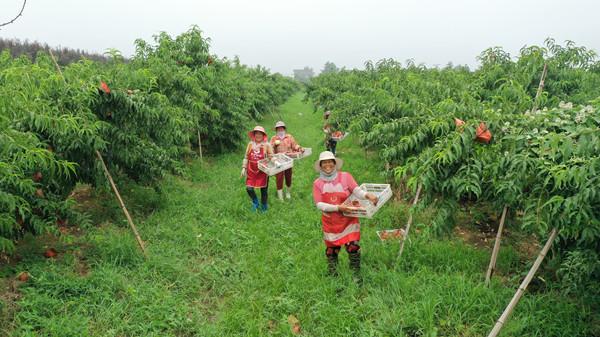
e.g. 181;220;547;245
274;121;286;130
314;151;344;172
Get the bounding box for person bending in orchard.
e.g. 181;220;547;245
312;151;378;277
241;126;273;212
323;111;337;155
270;121;303;201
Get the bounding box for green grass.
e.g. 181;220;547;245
1;93;597;336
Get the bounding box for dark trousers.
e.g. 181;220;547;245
275;168;292;190
246;187;268;204
326;139;337;155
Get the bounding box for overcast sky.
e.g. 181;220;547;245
1;0;598;75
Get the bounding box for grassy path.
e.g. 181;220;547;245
1;93;595;336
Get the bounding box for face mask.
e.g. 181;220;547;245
277;131;286;138
319;169;337;181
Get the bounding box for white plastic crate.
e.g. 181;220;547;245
342;183;392;218
331;131;349;142
287;147;312;160
258;153;294;176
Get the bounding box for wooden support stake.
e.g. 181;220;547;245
398;183;423;259
197;129;203;161
95;150;148;258
48;49;66;83
531;63;548;112
487;228;558;337
485;205;508;286
50;42;147;258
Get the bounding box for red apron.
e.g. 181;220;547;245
246;145;268;188
322;190;360;247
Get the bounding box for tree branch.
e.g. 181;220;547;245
0;0;27;29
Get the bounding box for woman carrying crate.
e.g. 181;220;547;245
241;126;273;212
270;121;303;201
312;151;378;278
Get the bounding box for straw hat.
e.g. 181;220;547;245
274;121;286;130
248;125;267;140
314;151;344;172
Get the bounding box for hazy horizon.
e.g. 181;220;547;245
1;0;599;75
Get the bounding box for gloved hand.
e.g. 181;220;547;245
240;167;247;178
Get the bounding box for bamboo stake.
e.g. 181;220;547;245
487;228;558;337
48;49;66;83
197;129;203;161
95;150;148;258
485;205;508;286
49;42;147;258
398;183;423;259
531;63;548;112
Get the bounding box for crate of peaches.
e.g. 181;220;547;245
258;153;294;176
331;131;349;141
376;228;406;241
341;183;393;218
286;147;312;160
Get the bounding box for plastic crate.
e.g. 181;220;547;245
342;183;392;218
376;228;405;241
258;153;294;176
287;147;312;160
331;131;349;142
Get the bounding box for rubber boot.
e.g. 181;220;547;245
285;186;291;200
277;189;284;201
349;251;362;284
260;202;268;213
326;254;338;276
251;198;259;212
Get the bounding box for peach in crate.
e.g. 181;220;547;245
287;147;312;160
342;183;392;218
331;131;349;141
376;228;406;241
258;153;294;176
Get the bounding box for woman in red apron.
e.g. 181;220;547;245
312;151;378;277
270;120;303;201
241;126;273;212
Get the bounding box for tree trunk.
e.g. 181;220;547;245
197;129;203;161
531;63;548;112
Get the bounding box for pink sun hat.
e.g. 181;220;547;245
248;125;268;140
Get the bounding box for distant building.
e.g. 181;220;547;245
293;66;314;83
321;62;338;74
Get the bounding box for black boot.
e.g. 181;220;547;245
349;251;362;284
326;254;338;276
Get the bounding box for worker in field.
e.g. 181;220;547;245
241;126;273;212
270;121;304;201
323;123;337;155
312;151;378;279
323;110;337;155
